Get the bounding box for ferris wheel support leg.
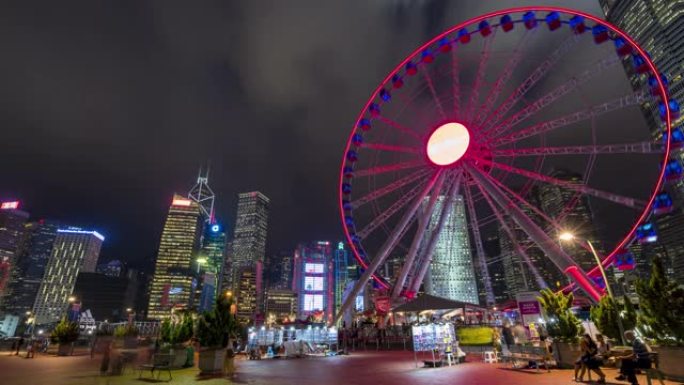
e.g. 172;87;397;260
463;180;496;307
391;171;460;301
407;175;462;295
465;163;601;302
333;170;443;326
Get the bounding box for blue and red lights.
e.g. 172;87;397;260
545;11;561;31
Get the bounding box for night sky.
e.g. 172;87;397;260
0;1;605;271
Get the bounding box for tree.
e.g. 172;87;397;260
196;294;239;349
635;256;684;345
51;318;80;345
160;312;194;345
590;294;637;341
538;288;582;343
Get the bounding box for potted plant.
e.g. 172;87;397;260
538;289;582;368
51;318;80;356
160;312;194;368
635;256;684;380
114;324;139;349
590;294;636;343
196;294;239;375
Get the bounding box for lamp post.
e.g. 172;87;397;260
559;232;627;345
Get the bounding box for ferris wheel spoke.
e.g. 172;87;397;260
354;160;424;178
375;114;423;140
463;179;495;306
336;170;443;322
421;64;447;120
389;170;453;300
407;171;464;294
474;157;647;209
484;56;622;140
481;34;581;132
472;29;535;128
469;172;549;290
492;92;649;146
352;169;431;209
357;170;441;239
360;142;422;155
451;48;461;116
491;141;663;158
465;31;497;123
466;162;606;301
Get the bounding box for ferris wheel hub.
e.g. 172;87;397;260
426;122;471;166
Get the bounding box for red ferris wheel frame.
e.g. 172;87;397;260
338;6;672;298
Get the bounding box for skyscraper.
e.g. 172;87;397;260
423;196;479;304
0;201;29;299
147;195;202;320
1;220;59;317
33;228;103;325
600;0;684;284
333;242;349;319
292;241;335;323
230;192;269;273
235;263;262;324
481;235;509;304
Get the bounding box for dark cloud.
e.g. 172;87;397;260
0;1;608;268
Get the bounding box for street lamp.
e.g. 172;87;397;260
559;231;627;345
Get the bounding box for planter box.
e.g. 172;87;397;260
552;341;580;369
57;343;71;356
655;345;684;381
169;346;188;368
199;348;227;375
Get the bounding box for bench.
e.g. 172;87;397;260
645;352;665;385
138;353;172;381
501;344;551;372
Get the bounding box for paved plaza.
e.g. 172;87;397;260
1;350;682;385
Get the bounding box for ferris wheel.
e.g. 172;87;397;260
336;6;677;321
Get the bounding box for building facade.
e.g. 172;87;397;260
423;196;479;304
292;241;335;323
33;228;104;325
147;195;202;320
264;289;297;321
0;201;29;299
235;263;262;324
600;0;684;284
73;270;138;322
230;191;269;274
1;220;59;317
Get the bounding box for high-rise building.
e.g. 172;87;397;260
423;196;479;304
196;222;227;311
481;235;509;305
1;220;59;317
265;250;293;290
147;195;202;320
538;170;599;275
235;263;262;324
231;191;269;273
600;0;684;284
333;242;349;319
292;241;335;323
73;269;139;322
0;201;29;299
220;240;234;293
33;228;103;325
264;289;297;321
96;260;126;277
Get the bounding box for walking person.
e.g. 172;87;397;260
14;336;24;356
100;341;112;375
581;334;607;383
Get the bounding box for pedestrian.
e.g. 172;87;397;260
502;322;515;349
580;334;606;383
100;341;112;375
15;336;24;356
9;340;16;356
25;339;35;359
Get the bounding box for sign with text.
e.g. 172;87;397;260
516;291;542;326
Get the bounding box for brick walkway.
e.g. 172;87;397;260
0;350;681;385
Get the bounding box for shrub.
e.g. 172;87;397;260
590;295;636;342
538;288;582;343
114;324;139;338
196;295;239;348
457;326;494;346
51;318;80;344
160;313;194;345
635;256;684;345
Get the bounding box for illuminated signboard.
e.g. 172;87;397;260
304;276;324;291
303;294;323;311
0;201;20;210
172;198;192;207
57;229;105;241
168;287;183;295
211;224;220;232
304;263;324;274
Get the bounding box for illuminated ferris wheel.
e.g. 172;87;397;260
336;6;678;320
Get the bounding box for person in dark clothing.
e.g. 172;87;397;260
15;337;24;356
616;331;652;385
502;323;515;349
581;334;606;383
